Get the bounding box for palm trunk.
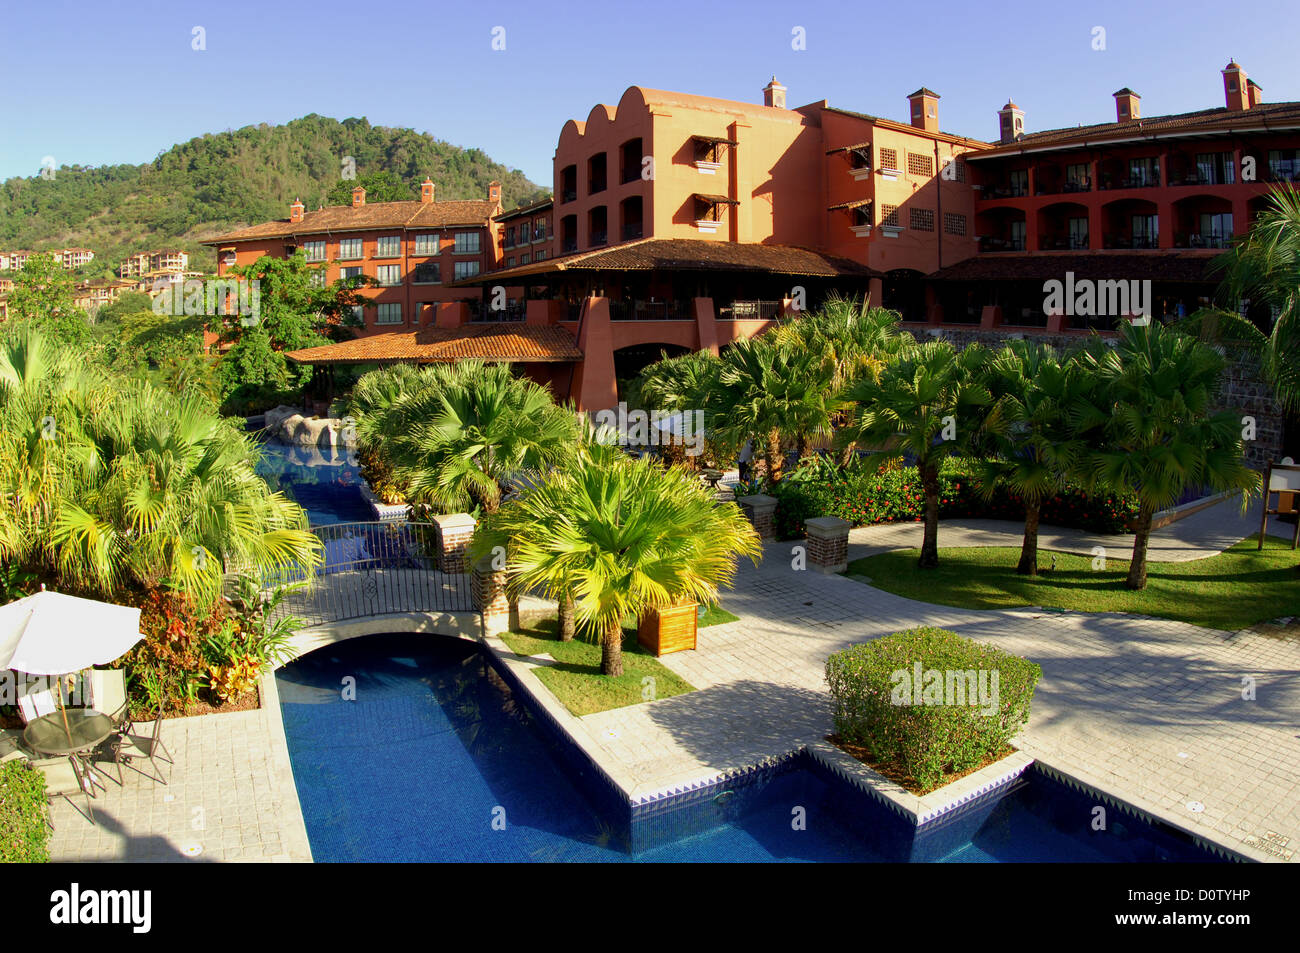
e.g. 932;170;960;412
796;433;809;462
558;592;575;641
766;430;784;484
1018;501;1041;576
1126;503;1155;590
838;443;857;468
919;462;940;569
600;616;624;676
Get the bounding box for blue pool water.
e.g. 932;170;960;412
276;634;1225;863
254;437;371;526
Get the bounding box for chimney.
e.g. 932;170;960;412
763;77;787;109
1247;78;1263;108
998;100;1025;144
351;186;366;208
907;88;940;133
289;198;305;224
421;178;436;203
487;180;501;205
1222;60;1249;111
1113;88;1141;122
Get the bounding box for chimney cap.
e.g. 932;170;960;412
908;87;941;99
1112;87;1140;97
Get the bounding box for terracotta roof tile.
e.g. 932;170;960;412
970;101;1300;158
284;324;582;365
202;199;498;244
460;238;879;284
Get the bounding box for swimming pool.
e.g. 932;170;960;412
276;633;1226;863
254;437;371;526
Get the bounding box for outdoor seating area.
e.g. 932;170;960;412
1;590;173;829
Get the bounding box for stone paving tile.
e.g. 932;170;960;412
44;677;311;864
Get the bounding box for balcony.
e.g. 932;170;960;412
589;230;608;247
1103;233;1160;250
980;184;1029;200
1168;171;1234;187
718;299;782;320
561;239;578;254
1174;232;1230;249
608;299;693;320
1035;180;1092;196
621;224;643;241
978;236;1026;252
561;189;577;204
468;299;527;322
1038;234;1090;251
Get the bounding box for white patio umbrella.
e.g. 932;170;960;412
0;590;144;743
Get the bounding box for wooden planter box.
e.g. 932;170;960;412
637;602;699;656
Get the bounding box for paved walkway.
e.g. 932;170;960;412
575;495;1300;862
43;676;311;862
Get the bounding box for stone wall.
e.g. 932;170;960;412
902;324;1285;470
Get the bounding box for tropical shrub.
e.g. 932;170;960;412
766;457;1139;540
0;760;49;863
825;626;1041;791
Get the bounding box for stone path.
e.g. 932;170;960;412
43;675;311;862
575;495;1300;862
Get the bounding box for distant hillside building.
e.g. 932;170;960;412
119;250;189;278
0;248;95;271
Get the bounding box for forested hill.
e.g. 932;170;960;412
0;114;550;275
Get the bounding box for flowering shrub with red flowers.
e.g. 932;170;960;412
768;457;1140;540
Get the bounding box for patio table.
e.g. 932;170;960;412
23;709;116;758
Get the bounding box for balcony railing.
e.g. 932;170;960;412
1174;233;1230;249
1168;171;1234;187
468;299;527;322
1035;180;1092;195
621;224;643;241
1100;174;1159;190
561;189;577;203
980;184;1029;199
589;177;607;194
561;239;578;254
1038;235;1091;251
1103;234;1160;249
718;299;782;320
620;168;640;184
589;231;608;247
978;236;1026;252
608;299;693;321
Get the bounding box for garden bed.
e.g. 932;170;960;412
827;733;1017;796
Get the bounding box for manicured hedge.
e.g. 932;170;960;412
825;626;1042;792
769;457;1139;540
0;760;50;863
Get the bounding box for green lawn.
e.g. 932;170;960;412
499;619;696;716
846;535;1300;631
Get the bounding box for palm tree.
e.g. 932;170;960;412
776;295;911;390
837;339;993;568
0;329;321;602
473;440;761;676
1073;321;1258;589
712;335;839;481
1179;185;1300;411
381;361;577;515
974;341;1091;575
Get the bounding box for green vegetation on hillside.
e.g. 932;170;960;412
0;114;549;274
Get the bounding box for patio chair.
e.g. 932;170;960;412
31;756;95;827
16;686;56;725
1259;461;1300;550
0;729;26;764
112;714;173;785
87;669;131;784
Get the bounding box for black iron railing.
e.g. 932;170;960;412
718;299;782;320
264;521;476;627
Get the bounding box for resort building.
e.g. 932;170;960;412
119;249;189;278
213;62;1297;442
73;278;136;311
0;247;95;271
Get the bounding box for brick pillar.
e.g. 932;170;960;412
805;516;851;573
433;513;476;573
472;555;509;636
737;493;777;542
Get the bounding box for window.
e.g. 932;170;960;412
454;232;481;255
1068;217;1089;249
1132;214;1158;246
309;269;327;288
414;233;439;256
1065;163;1089;188
907;153;933;177
534;218;546;242
303;240;326;262
376;235;401;258
412;261;441;283
376;303;402;325
506;257;515;267
943;212;966;236
376;265;401;286
849;148;871;171
348;305;365;325
1199;212;1233;241
910;208;935;231
881;204;901;228
1127;157;1159;187
519;253;530;265
1195;152;1235;185
879;148;899;172
1268;149;1300;181
340;266;364;282
1008;169;1028;196
338;238;362;260
454;261;480;281
1009;220;1026;249
534;249;546;262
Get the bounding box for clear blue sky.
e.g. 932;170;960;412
2;0;1297;185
